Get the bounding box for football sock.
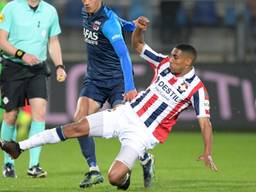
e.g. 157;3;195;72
19;127;61;152
28;121;45;168
78;136;97;167
139;152;151;165
1;121;16;165
89;165;100;172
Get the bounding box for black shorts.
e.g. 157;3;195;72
0;59;48;112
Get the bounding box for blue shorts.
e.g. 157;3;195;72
79;78;125;107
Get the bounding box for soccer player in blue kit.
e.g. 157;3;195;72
75;0;154;188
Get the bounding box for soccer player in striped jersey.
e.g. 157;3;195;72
0;16;218;190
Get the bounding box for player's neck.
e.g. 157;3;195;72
91;2;102;15
179;67;193;77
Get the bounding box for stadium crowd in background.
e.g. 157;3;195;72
0;0;66;178
0;16;218;191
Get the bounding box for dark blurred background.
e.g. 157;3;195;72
49;0;256;64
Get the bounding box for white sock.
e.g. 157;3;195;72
89;166;100;172
19;128;61;150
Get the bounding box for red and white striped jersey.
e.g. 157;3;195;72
130;44;210;143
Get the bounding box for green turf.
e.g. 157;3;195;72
0;132;256;192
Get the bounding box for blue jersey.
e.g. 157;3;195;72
82;4;135;92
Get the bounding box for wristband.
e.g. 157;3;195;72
56;65;65;71
15;49;25;59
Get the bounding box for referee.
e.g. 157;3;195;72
0;0;66;178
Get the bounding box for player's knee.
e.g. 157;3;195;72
73;110;87;122
32;111;46;122
3;111;18;124
108;169;123;186
73;113;82;122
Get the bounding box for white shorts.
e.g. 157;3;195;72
87;103;159;168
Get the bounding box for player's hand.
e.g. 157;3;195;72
133;18;139;27
136;16;150;31
197;154;218;172
123;89;138;101
22;53;41;66
56;67;67;82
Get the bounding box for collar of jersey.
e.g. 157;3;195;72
182;67;195;81
19;0;43;12
173;67;195;81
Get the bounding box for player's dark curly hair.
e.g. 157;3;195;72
175;44;197;64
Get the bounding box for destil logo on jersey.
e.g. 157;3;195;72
83;21;100;45
154;76;182;103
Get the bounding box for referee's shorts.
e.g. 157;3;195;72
0;59;49;112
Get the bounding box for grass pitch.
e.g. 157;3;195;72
0;132;256;192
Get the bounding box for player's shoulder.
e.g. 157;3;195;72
3;0;17;10
102;6;121;32
41;0;58;14
103;5;119;22
190;75;208;92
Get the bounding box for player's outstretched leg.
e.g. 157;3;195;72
140;153;155;188
0;140;22;159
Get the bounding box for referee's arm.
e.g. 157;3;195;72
48;35;63;67
0;29;20;56
0;29;40;65
48;35;66;82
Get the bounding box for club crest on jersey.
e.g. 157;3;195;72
177;82;188;94
92;21;101;31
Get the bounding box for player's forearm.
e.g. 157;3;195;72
201;122;213;156
48;36;63;66
0;31;18;56
112;39;135;92
120;55;135;92
131;27;145;54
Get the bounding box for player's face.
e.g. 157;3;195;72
28;0;40;4
82;0;102;14
169;48;188;74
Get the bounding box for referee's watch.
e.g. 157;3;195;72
15;49;25;59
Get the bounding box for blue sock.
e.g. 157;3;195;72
1;121;16;165
28;121;45;168
78;136;97;167
56;126;66;141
